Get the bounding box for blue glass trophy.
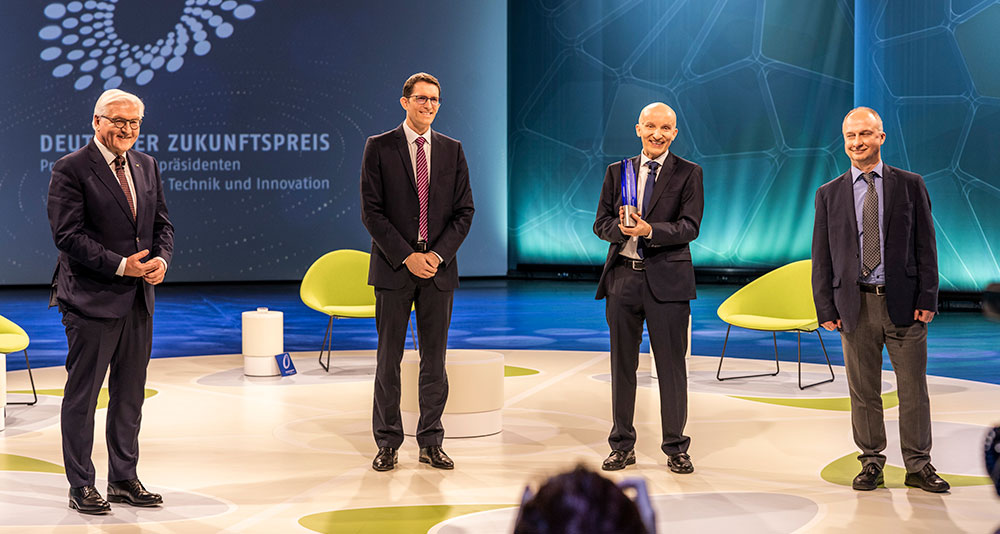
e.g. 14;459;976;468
620;159;638;227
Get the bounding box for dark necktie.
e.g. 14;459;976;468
641;160;659;216
637;160;659;259
415;137;429;241
861;171;880;277
114;156;136;219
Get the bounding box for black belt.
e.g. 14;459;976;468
414;240;428;253
859;282;886;295
618;257;645;271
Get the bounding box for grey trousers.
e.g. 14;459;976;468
841;291;932;473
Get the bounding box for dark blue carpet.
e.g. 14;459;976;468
2;280;998;385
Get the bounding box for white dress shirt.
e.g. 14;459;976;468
620;151;668;260
400;122;442;263
94;138;167;276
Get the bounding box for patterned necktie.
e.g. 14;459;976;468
637;160;659;259
114;156;136;219
861;171;880;277
415;137;429;241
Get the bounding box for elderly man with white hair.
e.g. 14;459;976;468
47;89;174;514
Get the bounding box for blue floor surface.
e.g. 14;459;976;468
2;279;998;385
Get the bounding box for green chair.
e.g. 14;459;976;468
715;259;834;390
1;314;38;406
300;250;415;372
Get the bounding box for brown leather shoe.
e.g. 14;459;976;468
68;485;111;514
904;464;950;493
667;452;694;474
852;463;884;490
372;447;398;471
419;446;455;469
107;479;163;506
602;449;635;471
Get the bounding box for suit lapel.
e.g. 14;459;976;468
644;152;676;214
128;150;143;225
837;171;859;259
429;131;441;215
88;141;135;224
393;125;417;193
881;165;896;232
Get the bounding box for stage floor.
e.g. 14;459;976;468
2;350;998;533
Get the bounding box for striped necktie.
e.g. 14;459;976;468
114;156;136;219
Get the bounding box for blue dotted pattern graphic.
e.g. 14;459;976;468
37;0;260;91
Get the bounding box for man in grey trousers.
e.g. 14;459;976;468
811;107;948;493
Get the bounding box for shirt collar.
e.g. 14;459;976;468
94;137;124;166
640;151;669;169
402;121;431;146
851;161;883;183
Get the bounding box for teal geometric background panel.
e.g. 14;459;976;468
857;0;1000;291
509;0;854;271
510;0;999;291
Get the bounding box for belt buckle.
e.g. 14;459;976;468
631;259;645;271
415;240;428;253
874;285;885;296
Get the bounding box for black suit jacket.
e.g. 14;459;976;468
594;153;704;302
47;140;174;318
360;125;475;290
811;164;937;333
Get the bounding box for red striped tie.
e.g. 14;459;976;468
415;137;429;241
114;156;136;219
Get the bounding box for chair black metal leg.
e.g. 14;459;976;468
717;325;781;381
797;330;836;390
7;349;38;406
409;317;418;351
318;315;334;372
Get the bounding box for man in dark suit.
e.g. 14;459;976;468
360;72;475;471
594;102;704;474
812;107;948;493
48;89;174;513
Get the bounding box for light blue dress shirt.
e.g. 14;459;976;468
851;162;885;284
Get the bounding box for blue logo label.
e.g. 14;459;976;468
38;0;261;91
275;352;296;376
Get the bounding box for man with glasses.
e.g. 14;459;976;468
812;107;948;493
48;89;173;513
361;73;475;471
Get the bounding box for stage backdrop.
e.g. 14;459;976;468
856;0;1000;293
0;0;507;284
509;0;1000;292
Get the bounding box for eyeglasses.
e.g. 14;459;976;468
100;116;142;129
409;95;441;106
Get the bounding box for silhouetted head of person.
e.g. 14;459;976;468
513;465;648;534
987;426;1000;497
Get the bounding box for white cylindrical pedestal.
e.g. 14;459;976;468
242;308;283;377
649;314;692;380
400;349;504;438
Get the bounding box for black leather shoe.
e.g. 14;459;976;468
852;463;884;491
372;447;398;471
904;464;950;493
667;452;694;474
68;485;111;515
107;479;163;507
602;449;635;471
419;446;455;469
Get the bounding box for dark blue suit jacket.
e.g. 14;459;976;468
360;125;475;291
811;164;937;333
48;140;174;318
594;153;704;302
